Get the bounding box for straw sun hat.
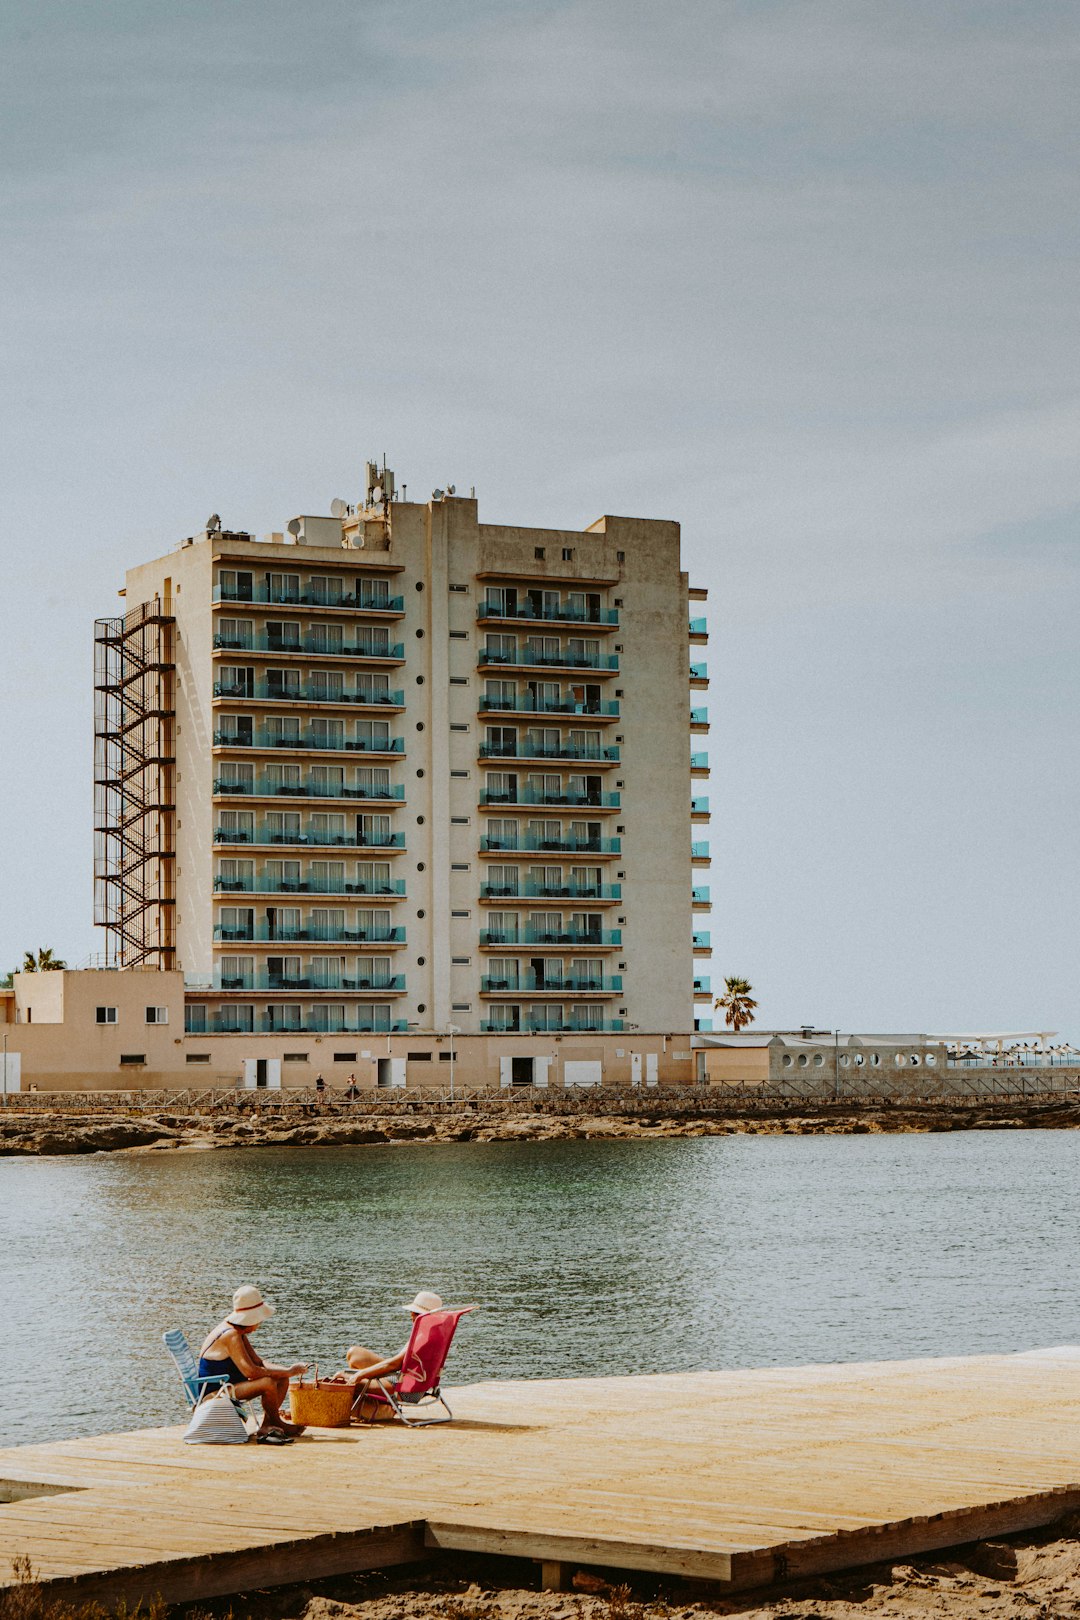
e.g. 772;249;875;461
227;1285;275;1327
400;1290;443;1315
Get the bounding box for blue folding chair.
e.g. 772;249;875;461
163;1329;250;1419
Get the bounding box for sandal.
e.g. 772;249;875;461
256;1428;294;1446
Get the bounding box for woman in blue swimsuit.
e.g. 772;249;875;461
199;1286;308;1440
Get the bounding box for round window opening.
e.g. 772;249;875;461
781;1054;792;1068
925;1053;937;1067
870;1053;880;1066
797;1053;808;1068
813;1054;824;1067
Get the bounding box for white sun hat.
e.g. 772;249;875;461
228;1285;275;1326
400;1290;443;1315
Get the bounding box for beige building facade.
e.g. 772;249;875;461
72;476;712;1090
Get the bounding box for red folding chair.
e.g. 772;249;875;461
352;1306;475;1426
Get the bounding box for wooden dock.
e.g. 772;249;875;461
4;1349;1080;1607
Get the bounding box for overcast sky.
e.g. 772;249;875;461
2;0;1076;1039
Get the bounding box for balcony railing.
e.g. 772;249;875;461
479;789;619;810
214;876;407;896
214;924;405;944
213;585;405;613
692;885;711;903
479;695;619;718
689;617;707;636
691;841;710;859
479;649;619;671
690;663;708;681
480;881;621;901
693;977;712;996
214;826;404;849
477;600;619;626
479;835;621;855
214;633;405;660
186;1012;409;1035
690;707;709;726
693;931;711;950
691;797;710;815
690;752;709;770
481;975;622;994
214;729;404;754
213;972;405;993
213;777;404;802
478;742;620;763
214;680;404;707
479;1017;625;1034
480;928;622;947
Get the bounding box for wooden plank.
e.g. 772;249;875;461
424;1523;736;1582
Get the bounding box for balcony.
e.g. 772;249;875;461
480;881;621;902
690;752;709;772
480;928;622;948
691;797;710;816
214;680;404;708
480;834;620;856
213;875;408;896
213;728;404;755
214;924;405;945
690;707;709;728
481;974;622;995
480;789;620;810
213;972;406;993
478;695;620;722
478;649;619;673
213;776;404;802
214;826;405;850
213;585;405;614
691;841;710;861
692;885;711;905
694;976;712;997
689;617;708;638
478;742;620;764
214;633;405;661
690;663;708;682
692;931;711;951
477;599;618;627
186;1012;409;1035
479;1016;625;1034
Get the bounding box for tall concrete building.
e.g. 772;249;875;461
93;472;710;1085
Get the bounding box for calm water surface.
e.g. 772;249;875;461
3;1132;1079;1446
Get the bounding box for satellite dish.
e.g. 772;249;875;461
447;485;456;496
286;518;301;537
330;498;348;519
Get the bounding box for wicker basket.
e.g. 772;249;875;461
287;1377;354;1428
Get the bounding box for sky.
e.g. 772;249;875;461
1;0;1077;1039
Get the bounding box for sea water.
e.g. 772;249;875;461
2;1131;1078;1446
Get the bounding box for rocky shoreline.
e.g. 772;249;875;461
3;1098;1080;1156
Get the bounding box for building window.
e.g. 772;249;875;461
119;1054;146;1066
96;1006;118;1025
452;1003;471;1011
408;1051;432;1061
451;770;469;778
451;909;470;917
450;723;469;732
449;630;468;640
616;551;625;562
534;546;545;560
450;677;468;685
562;548;574;561
283;1053;309;1062
452;956;470;963
186;1054;211;1064
449;584;469;593
333;1052;358;1062
451;816;469;824
145;1006;168;1025
451;863;470;871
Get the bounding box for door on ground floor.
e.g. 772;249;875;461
1;1052;21;1093
500;1055;539;1087
242;1058;281;1090
377;1056;407;1089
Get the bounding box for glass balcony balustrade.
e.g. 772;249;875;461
479;1016;625;1034
213;728;404;753
692;931;711;950
213;584;405;612
689;663;708;680
213;923;405;944
213;875;407;896
693;976;712;996
481;974;622;994
478;695;619;718
214;679;404;707
480;881;621;901
213;776;404;801
213;825;404;849
691;841;710;859
213;971;405;993
213;632;405;660
690;707;709;725
689;617;708;635
478;742;620;763
691;797;710;814
690;752;709;770
186;1011;409;1035
479;834;621;855
479;788;620;809
480;927;622;947
477;599;619;626
692;885;711;903
695;1017;714;1032
478;649;619;671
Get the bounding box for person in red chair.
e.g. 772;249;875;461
343;1289;443;1387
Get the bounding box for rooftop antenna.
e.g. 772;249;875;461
330;498;348;519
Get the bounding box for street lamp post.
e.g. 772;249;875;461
446;1024;460;1102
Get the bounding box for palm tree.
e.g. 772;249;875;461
715;975;758;1032
21;948;67;973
